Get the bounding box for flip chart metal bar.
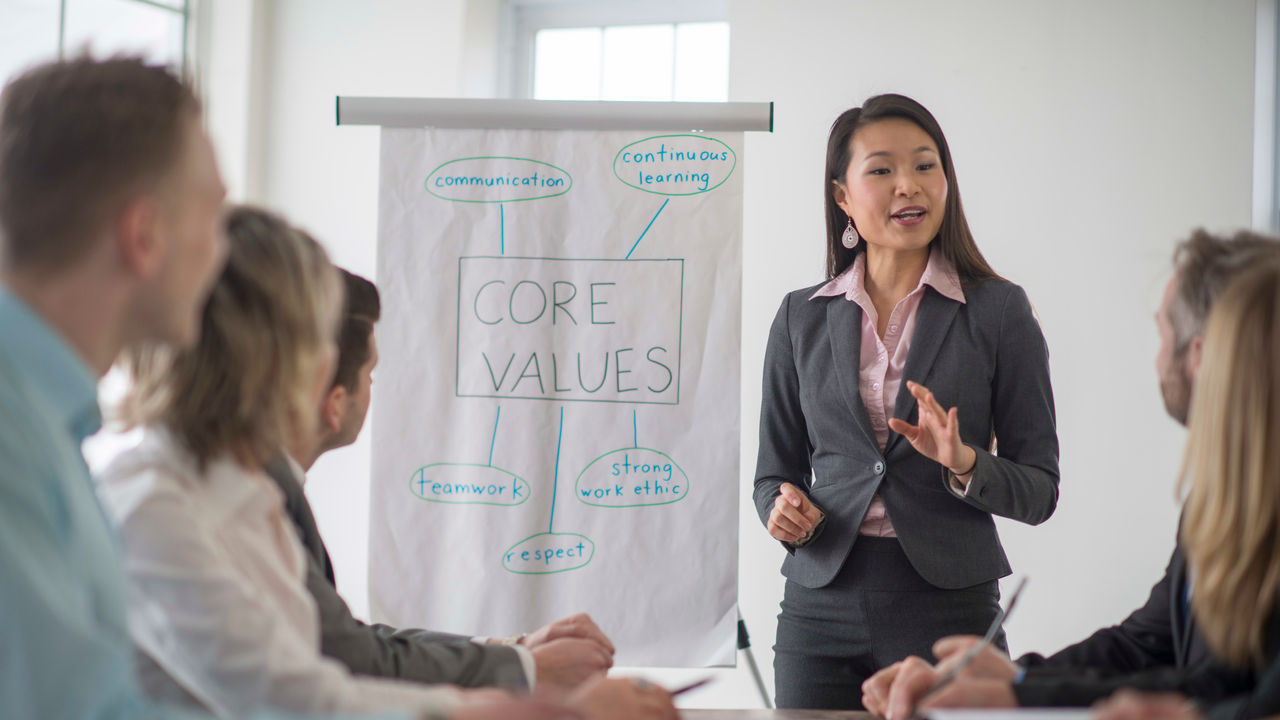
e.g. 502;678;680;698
336;97;773;132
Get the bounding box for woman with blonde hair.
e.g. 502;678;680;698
1092;259;1280;720
1180;261;1280;675
95;206;676;720
96;205;465;717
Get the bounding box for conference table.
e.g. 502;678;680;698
680;707;870;712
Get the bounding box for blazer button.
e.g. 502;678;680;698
874;461;885;475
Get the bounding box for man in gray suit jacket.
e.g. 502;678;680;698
266;268;615;692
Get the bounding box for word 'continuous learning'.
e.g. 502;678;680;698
613;135;737;196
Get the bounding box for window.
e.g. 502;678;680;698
1;0;191;86
509;0;729;102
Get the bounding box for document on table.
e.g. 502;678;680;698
928;710;1093;720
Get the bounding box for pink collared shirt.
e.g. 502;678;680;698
810;247;966;537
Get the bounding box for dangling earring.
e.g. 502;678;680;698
841;217;859;249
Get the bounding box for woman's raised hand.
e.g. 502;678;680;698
767;482;824;544
888;381;977;478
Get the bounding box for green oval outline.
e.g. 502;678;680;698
574;446;689;508
409;463;530;507
612;134;737;197
501;532;595;575
425;156;573;204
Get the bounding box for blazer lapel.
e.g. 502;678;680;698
887;289;960;455
825;298;878;451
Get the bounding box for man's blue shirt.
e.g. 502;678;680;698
0;286;161;719
0;288;388;720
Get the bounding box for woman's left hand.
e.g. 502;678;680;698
888;381;977;477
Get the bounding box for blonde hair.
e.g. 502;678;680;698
1180;259;1280;668
121;205;341;469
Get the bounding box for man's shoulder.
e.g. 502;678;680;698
260;453;333;578
0;357;66;480
0;357;89;566
261;454;305;502
260;454;315;537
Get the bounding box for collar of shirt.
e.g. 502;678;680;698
809;245;967;306
0;286;102;444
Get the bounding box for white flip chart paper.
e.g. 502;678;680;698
369;127;742;665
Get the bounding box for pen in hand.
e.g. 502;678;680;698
908;576;1028;719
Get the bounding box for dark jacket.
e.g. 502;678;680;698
754;278;1060;589
264;456;529;689
1016;542;1279;719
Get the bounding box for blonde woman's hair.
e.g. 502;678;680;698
1180;258;1280;668
121;205;341;470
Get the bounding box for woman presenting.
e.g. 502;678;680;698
754;93;1059;709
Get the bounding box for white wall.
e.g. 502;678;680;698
248;0;470;622
199;0;271;201
218;0;1257;709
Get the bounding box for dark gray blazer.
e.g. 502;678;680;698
753;276;1060;590
263;457;529;689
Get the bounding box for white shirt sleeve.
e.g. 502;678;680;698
512;645;536;689
467;637;537;689
96;439;459;719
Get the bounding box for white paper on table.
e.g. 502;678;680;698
927;709;1094;720
368;127;743;666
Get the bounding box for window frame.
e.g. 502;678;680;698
502;0;728;100
55;0;194;77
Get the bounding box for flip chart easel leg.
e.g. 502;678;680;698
737;614;773;709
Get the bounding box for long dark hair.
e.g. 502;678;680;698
824;93;999;283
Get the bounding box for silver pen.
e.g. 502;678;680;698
910;576;1029;719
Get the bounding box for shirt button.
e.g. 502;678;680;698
889;324;899;333
872;382;881;391
874;461;885;475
